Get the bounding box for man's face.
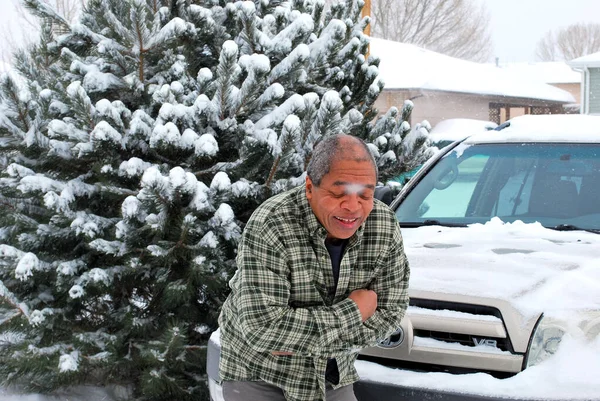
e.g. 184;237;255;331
306;158;376;239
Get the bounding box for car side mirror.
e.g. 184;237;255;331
374;186;394;205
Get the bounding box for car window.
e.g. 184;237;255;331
417;154;489;217
396;143;600;230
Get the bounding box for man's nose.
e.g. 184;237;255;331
341;193;360;211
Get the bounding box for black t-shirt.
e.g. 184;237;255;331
324;237;348;385
324;237;347;294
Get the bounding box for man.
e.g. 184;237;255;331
218;134;410;401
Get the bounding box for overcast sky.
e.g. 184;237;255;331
480;0;600;63
2;0;600;68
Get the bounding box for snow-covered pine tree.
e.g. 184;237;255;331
0;0;431;399
368;99;434;183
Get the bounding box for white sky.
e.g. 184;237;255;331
479;0;600;63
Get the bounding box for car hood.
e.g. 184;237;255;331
401;217;600;319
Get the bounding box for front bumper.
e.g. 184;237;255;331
208;376;516;401
354;380;514;401
207;332;597;401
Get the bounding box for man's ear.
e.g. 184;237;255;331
306;176;313;200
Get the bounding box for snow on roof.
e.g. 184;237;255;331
568;51;600;68
465;114;600;144
369;38;575;104
497;61;581;84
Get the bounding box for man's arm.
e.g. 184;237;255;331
343;222;410;346
230;220;365;357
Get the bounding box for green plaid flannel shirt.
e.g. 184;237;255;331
218;185;410;401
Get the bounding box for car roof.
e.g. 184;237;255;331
462;114;600;145
428;118;497;143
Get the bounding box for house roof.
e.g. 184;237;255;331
496;62;580;84
568;51;600;68
370;38;575;104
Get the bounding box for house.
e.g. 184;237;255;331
370;38;576;126
568;52;600;115
497;61;581;113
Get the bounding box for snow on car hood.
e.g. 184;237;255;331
401;217;600;318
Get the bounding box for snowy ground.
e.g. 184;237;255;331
0;383;132;401
0;386;118;401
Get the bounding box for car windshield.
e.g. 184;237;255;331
395;142;600;231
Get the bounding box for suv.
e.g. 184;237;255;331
207;114;600;401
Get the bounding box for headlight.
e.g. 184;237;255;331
526;312;600;368
526;316;566;368
581;315;600;340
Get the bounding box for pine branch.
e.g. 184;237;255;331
0;280;27;319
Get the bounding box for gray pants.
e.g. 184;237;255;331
222;380;358;401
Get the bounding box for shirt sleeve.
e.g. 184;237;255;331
341;221;410;346
230;219;365;358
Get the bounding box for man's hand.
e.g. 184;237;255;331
348;289;377;322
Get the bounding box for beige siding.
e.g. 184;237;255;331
549;83;580;104
374;90;491;127
375;88;572;127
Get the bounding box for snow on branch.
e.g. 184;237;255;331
23;0;71;32
255;94;306;130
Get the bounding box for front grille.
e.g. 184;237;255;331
410;298;503;320
414;329;511;352
410;298;516;354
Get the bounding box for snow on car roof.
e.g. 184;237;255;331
428;118;497;143
464;114;600;144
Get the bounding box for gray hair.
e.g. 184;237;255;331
306;134;377;186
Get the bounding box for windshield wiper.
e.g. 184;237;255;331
400;220;467;228
550;224;600;234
